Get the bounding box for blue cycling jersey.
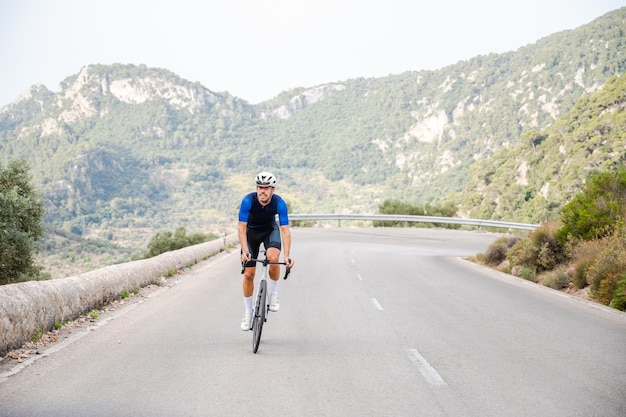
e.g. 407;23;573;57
238;193;289;228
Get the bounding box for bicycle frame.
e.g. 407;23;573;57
241;251;290;353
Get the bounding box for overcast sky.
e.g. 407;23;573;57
1;0;624;107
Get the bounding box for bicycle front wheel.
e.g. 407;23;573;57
252;280;267;353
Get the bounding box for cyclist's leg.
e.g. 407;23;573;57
241;259;256;330
243;228;264;308
264;224;282;281
243;266;256;299
264;225;282;312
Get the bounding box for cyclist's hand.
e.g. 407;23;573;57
241;252;251;263
286;257;294;269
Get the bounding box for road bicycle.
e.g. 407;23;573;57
241;251;291;353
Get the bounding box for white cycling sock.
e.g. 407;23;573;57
269;278;279;295
244;296;253;315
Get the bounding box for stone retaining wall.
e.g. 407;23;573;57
0;234;239;356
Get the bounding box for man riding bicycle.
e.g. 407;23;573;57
238;172;295;331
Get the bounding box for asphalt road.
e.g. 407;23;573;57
1;228;625;417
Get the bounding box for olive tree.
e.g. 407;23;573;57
0;160;45;284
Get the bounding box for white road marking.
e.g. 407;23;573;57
371;298;384;311
408;349;447;386
356;273;363;281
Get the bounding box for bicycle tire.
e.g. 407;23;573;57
252;280;267;353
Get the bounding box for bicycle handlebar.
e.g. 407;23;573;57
241;258;292;280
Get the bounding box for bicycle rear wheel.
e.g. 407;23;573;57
252;280;267;353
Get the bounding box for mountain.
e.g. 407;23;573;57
456;72;626;223
1;8;625;274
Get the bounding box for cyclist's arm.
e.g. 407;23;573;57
238;221;250;261
280;225;293;268
238;195;253;261
276;197;290;226
276;197;293;267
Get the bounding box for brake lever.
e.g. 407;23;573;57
283;259;292;280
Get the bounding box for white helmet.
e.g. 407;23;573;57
255;172;277;188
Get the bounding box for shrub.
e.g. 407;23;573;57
32;324;44;342
530;221;567;270
472;252;486;264
557;168;626;242
375;199;457;228
573;259;591;289
572;226;626;305
611;275;626;311
290;219;315;227
541;267;571;290
571;239;605;288
520;267;537;282
507;237;536;269
144;227;218;258
483;236;519;266
507;222;566;273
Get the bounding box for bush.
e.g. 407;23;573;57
585;233;626;305
144;227;218;258
290;220;315;227
611;275;626;311
571;239;604;288
507;222;566;273
571;226;626;306
531;221;567;270
375;199;457;228
520;267;537;282
541;267;571;290
557;168;626;242
573;260;592;289
483;236;519;266
507;237;536;269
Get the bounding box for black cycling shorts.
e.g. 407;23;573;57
243;224;281;268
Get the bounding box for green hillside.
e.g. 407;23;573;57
458;73;626;223
1;8;625;276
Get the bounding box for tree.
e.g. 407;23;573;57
0;160;46;284
521;129;545;152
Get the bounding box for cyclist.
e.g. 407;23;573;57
238;172;294;331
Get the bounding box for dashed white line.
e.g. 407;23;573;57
408;349;447;386
356;273;363;281
371;298;384;311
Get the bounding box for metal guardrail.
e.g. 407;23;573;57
289;214;539;230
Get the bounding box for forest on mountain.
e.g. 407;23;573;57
456;73;626;223
0;7;625;277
